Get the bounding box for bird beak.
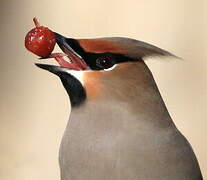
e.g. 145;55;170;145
35;63;71;75
37;33;88;71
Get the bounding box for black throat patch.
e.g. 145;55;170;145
58;72;86;108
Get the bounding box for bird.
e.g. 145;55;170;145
36;33;203;180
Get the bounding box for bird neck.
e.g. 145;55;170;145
81;61;174;127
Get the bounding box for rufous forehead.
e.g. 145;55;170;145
77;39;126;54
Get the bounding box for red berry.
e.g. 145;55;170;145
25;17;56;58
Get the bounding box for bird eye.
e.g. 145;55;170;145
96;56;115;69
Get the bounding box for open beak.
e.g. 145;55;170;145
38;33;88;71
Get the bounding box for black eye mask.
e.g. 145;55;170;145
82;52;136;70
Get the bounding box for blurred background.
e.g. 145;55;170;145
0;0;206;179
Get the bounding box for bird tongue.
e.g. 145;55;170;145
49;52;88;71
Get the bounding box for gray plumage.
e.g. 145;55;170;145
36;36;202;180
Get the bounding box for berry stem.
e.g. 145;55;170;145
33;17;41;27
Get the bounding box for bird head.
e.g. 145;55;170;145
36;33;174;108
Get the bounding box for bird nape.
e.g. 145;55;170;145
36;33;203;180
